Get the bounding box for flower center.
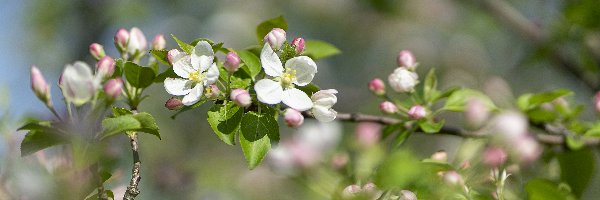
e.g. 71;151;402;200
280;69;297;88
189;71;205;83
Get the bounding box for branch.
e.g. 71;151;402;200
306;111;600;146
123;132;141;200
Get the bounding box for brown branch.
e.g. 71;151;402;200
123;132;141;200
306;111;600;146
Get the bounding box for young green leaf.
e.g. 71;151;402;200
418;119;445;133
525;179;577;200
207;102;244;145
423;68;439;102
112;107;132;117
442;89;496;112
256;15;288;42
558;149;596;197
124;61;156;88
237;50;261;80
303;40;341;60
150;49;169;66
297;83;321;97
240;129;271;170
132;112;161;140
239;111;279;169
20;130;67;157
518;89;573;111
171;34;193;54
100;115;141;139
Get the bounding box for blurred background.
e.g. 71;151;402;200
1;0;600;199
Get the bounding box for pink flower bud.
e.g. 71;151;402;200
397;50;417;70
231;89;251;107
492;111;528;141
431;150;448;162
128;27;147;54
514;136;541;164
483;146;507;167
96;56;115;79
368;78;385;95
263;28;286;49
204;84;220;99
291;37;305;54
362;183;382;198
89;43;105;60
408;105;426;119
595;91;600;113
284;108;304;127
167;49;181;65
399;190;417;200
442;171;463;186
31;66;51;103
151;34;166;50
165;97;184;110
355;122;381;147
223;52;241;73
331;153;349;170
103;78;123;100
342;184;362;199
465;98;489;128
114;28;129;51
379;101;398;114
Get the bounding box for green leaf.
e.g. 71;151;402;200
230;76;252;89
375;151;423;189
297;83;321;97
442;89;496;112
207;102;244;145
557;149;596;197
112;58;124;78
240;129;271;169
132;112;161;140
124;61;156;88
18;121;52;131
418;119;445;133
112;107;132;117
393;129;412;148
303;40;341;60
584;124;600;137
171;34;193;54
150;49;169;66
424;68;438;102
237;50;261;80
154;68;178;83
525;179;576;200
21;130;66;157
256;16;288;42
100;115;140;139
518;89;573;111
382;123;403;139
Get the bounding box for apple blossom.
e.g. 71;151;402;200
151;34;166;50
96;56;115;79
331;153;349;170
60;61;99;106
128;27;147;55
388;67;419;93
284;108;304;127
167;49;181;65
430;150;448;162
311;89;338;122
263;28;286;50
408;105;426;119
30;66;51;104
483;146;507;167
443;171;464;186
342;184;362;199
104;78;123;100
379;101;398;114
595;91;600;113
465;98;489;128
114;28;129;51
255;43;317;111
230;88;251;107
355;122;381;147
397;50;418;70
291;37;305;54
223;52;241;72
492;111;528;141
204;84;220;100
89;43;105;60
165;97;183;110
368;78;385;95
164;41;219;106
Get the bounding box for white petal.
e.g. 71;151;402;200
260;43;283;77
204;63;220;85
182;84;203;105
128;27;147;54
282;88;313;111
191;41;214;71
173;55;193;78
312;105;337;122
285;56;317;86
311;89;338;108
164;78;193;96
255;79;283;104
62;61;95;106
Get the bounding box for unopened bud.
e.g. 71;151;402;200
465;98;489;128
284;108;304;127
397;50;417;70
223;52;241;72
362;183;382;198
331;153;349;170
263;28;286;49
492;111;528;141
231;89;251;107
408;105;426;119
514;136;541;164
431;150;448;162
152;34;166;50
291;38;305;54
368;78;385;95
443;171;463;186
341;184;362;199
595;91;600;113
204;84;220;100
31;66;51;104
96;56;115;79
388;68;418;93
165;97;184;110
114;28;129;52
89;43;105;60
483;146;507;167
128;27;147;54
104;78;123;100
379;101;398;114
398;190;417;200
355;122;381;147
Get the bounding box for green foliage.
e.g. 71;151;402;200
297;83;321;97
207;102;244;145
418;119;445;133
557;149;596;197
124;61;156;88
443;89;496;112
237;50;261;80
154;68;177;83
256;15;288;42
239;111;279;169
19;121;66;156
171;34;194;54
525;179;576;200
423;68;438;102
375;150;423;189
517;89;572;111
303;40;341;60
101;112;161;140
150;49;169;66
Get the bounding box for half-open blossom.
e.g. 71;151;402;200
231;88;251;107
204;84;220;100
255;43;317;111
89;43;105;60
284;108;304;127
30;66;51;104
264;28;286;50
164;41;219;106
104;78;123;100
379;101;398;114
60;61;99;106
165;97;183;110
151;34;166;50
114;28;129;51
128;27;147;54
408;105;426;119
223;52;241;72
292;38;305;54
96;56;115;79
311;89;338;122
368;78;385;95
388;67;418;93
397;50;417;70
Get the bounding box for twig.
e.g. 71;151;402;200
305;111;600;146
123;132;141;200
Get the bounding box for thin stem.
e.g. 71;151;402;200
123;131;141;200
47;105;63;121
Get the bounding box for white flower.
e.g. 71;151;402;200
127;27;147;54
60;61;100;106
164;41;219;106
254;43;317;111
388;67;418;93
311;89;338;122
